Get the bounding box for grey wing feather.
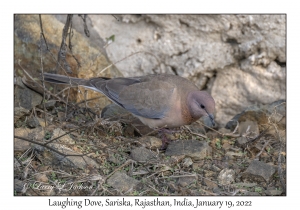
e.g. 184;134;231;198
118;80;175;119
44;73;175;119
105;78;141;101
89;77;141;108
92;77;175;119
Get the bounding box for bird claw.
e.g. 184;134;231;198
158;128;176;150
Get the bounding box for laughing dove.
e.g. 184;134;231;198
43;73;215;128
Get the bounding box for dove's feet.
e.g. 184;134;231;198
157;128;179;150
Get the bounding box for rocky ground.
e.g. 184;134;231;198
14;89;286;196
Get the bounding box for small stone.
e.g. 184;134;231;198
204;179;218;189
107;171;140;192
165;140;211;160
265;189;283;196
192;160;205;171
138;136;162;149
14;128;31;151
242;160;276;182
52;128;75;144
264;100;286;126
28;127;45;141
37;117;48;127
177;175;197;187
218;168;235;185
212;187;222;194
166;155;185;166
27;116;40;128
14;138;31;152
237;136;248;146
35;174;49;183
182;157;193;167
130;147;157;162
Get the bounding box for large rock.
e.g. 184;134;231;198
89;14;286;126
242;160;276;182
213;65;285;126
165;140;211;160
130;147;158;162
14;14;122;113
90;15;238;79
226;100;286;138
